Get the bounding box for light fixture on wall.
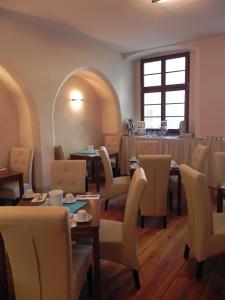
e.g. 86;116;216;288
70;90;84;110
152;0;166;3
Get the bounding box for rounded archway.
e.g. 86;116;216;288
0;60;42;189
53;67;122;156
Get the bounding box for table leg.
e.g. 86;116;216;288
93;230;101;300
177;173;182;216
95;159;100;192
91;161;95;180
217;188;224;213
18;175;24;198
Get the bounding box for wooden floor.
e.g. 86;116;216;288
81;184;225;300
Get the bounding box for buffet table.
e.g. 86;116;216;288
120;135;225;186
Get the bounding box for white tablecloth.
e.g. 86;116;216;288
120;135;225;186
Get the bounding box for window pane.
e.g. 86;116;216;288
144;74;161;87
166;71;185;85
144;92;161;105
166;57;185;72
166;90;185;104
144;105;161;117
166;104;184;116
144;117;161;129
144;61;161;75
166;117;184;129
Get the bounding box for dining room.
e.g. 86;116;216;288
1;0;225;299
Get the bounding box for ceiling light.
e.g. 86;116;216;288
152;0;166;3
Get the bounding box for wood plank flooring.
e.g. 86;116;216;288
81;185;225;300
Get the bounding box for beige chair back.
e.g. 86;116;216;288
214;152;225;186
136;141;159;156
180;164;213;261
190;144;209;173
99;146;114;190
54;145;66;160
123;167;147;268
0;207;72;300
104;135;121;153
50;160;86;193
139;155;171;216
10;147;34;184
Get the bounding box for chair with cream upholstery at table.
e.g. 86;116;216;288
50;160;87;193
180;164;225;279
139;154;172;228
136;141;159;156
99;146;130;210
0;206;92;300
54;145;66;160
0;147;34;204
99;167;147;289
169;144;209;208
104;134;121;176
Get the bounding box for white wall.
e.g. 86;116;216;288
0;11;135;190
134;34;225;138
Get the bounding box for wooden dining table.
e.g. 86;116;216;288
0;196;101;300
70;150;119;192
0;169;24;199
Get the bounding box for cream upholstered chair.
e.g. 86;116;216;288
180;164;225;279
0;206;92;300
136;141;159;156
99;167;147;289
54;145;66;160
0;147;34;202
99;146;130;210
104;134;121;176
169;144;209;205
139;154;171;228
214;152;225;186
50;160;86;193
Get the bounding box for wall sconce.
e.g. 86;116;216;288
70;90;84;110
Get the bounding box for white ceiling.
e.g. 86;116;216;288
1;0;225;54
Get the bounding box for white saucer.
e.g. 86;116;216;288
63;198;77;204
23;193;37;199
73;213;92;223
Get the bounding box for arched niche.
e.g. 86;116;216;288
53;67;122;156
0;60;42;189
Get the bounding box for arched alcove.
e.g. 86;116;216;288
0;60;42;189
53;67;122;156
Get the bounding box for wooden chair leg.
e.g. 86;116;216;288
132;270;141;289
87;265;93;297
196;261;205;279
104;199;109;210
85;176;89;192
183;244;190;259
163;216;167;229
141;216;145;228
169;190;173;211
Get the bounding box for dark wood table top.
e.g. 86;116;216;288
0;169;23;180
70;150;118;159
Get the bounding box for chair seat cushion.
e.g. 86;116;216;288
108;176;130;198
71;244;92;299
0;182;30;199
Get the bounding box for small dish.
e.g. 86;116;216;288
23;193;37;199
63;198;77;204
73;213;92;223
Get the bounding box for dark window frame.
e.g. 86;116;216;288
141;52;190;134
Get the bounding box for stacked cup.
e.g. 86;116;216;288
48;189;63;206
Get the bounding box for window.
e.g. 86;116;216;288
141;52;190;133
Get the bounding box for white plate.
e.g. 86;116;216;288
63;198;77;204
23;193;37;199
73;213;92;223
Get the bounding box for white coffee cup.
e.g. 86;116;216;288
48;189;63;206
88;145;94;153
77;209;88;221
24;188;34;198
65;193;74;203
